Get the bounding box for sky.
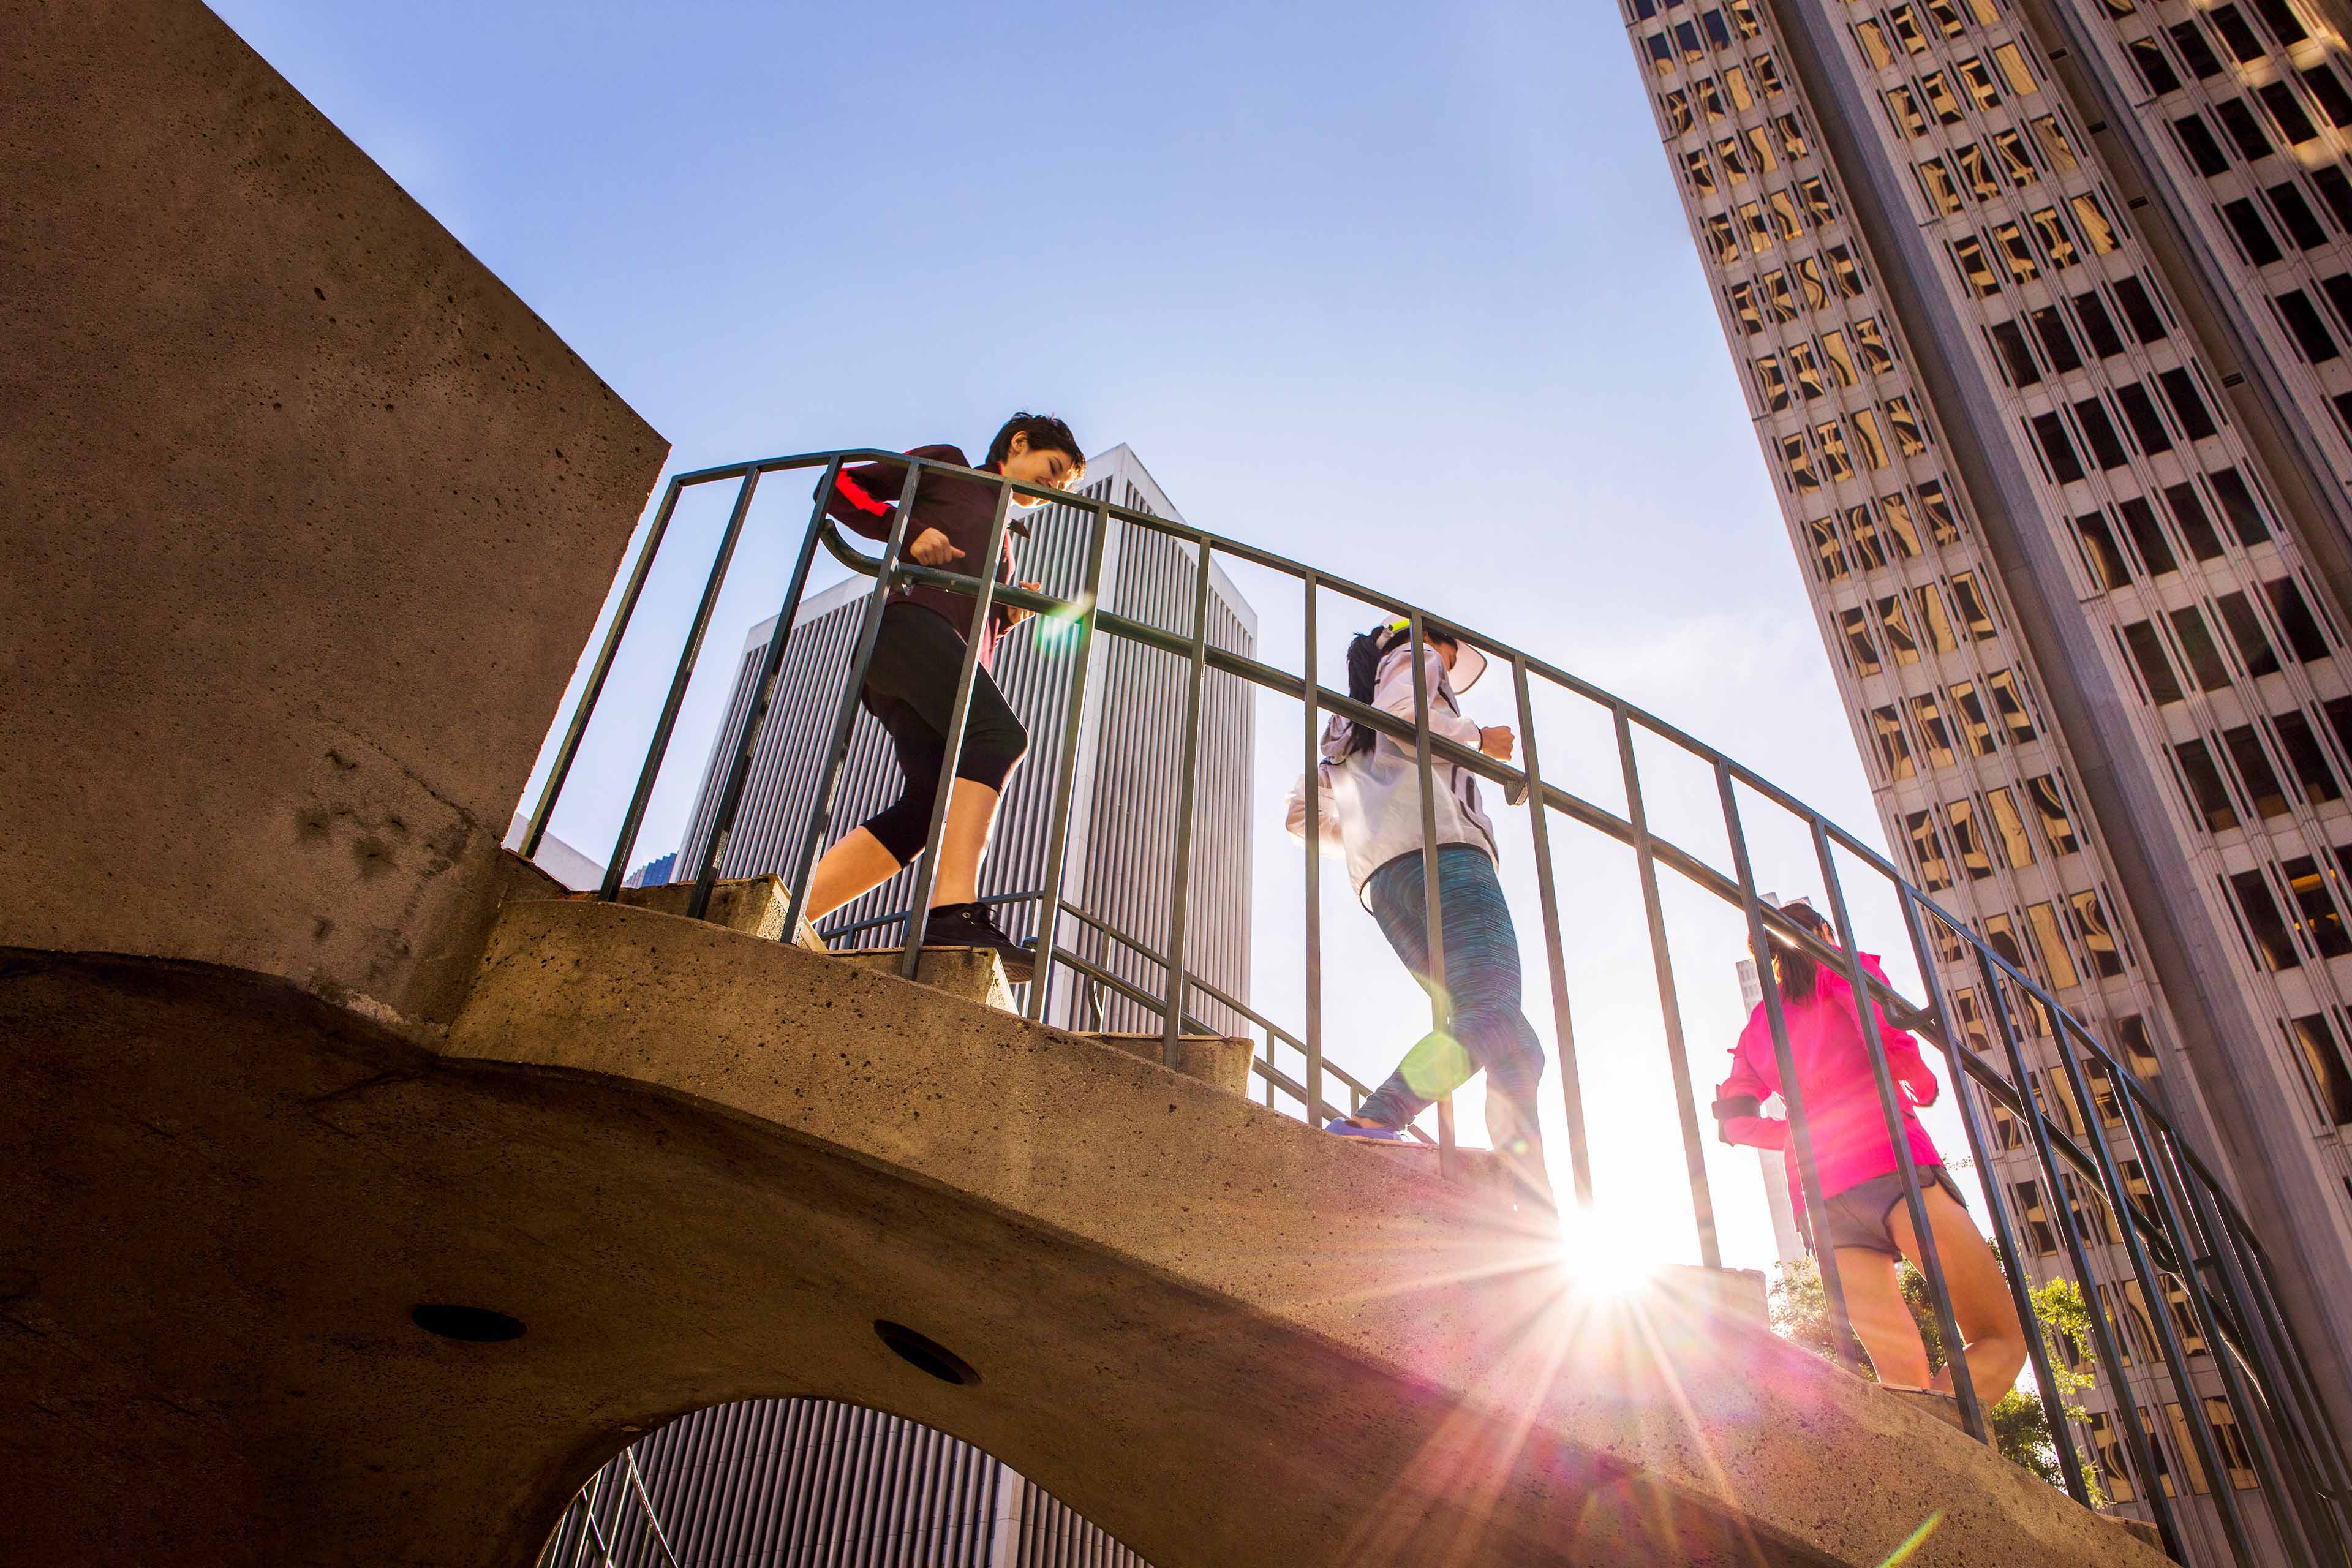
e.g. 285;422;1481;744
206;0;1981;1276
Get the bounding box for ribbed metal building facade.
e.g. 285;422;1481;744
540;1399;1150;1568
667;444;1256;1035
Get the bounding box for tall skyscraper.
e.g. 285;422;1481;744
1625;0;2352;1546
670;442;1258;1036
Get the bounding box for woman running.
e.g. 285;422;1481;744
799;414;1084;981
1286;617;1550;1207
1713;899;2026;1411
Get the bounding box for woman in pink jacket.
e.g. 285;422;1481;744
1714;900;2025;1412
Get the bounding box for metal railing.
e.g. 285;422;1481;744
522;447;2351;1566
536;1451;680;1568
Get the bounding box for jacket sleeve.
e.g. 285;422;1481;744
1283;769;1345;854
1860;954;1939;1107
820;445;963;542
1713;1015;1790;1150
1373;644;1483;748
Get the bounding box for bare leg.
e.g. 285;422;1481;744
803;827;902;922
928;779;1002;908
1835;1247;1934;1390
1889;1185;2029;1399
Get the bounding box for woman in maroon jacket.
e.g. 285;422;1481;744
799;413;1084;979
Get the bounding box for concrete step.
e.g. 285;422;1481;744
1081;1032;1253;1097
831;946;1017;1014
560;875;827;951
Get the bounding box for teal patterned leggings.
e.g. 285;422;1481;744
1357;846;1547;1159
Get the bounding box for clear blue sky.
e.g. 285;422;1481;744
211;0;1956;1273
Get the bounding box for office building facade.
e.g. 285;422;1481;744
668;442;1258;1036
1624;0;2352;1551
541;1399;1147;1568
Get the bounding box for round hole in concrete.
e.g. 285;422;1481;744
410;1304;526;1343
874;1320;976;1385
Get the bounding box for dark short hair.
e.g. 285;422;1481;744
986;412;1084;474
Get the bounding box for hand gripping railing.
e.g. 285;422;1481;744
523;448;2351;1566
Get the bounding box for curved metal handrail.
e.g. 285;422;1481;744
522;446;2352;1561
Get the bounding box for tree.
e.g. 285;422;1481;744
1768;1252;2103;1501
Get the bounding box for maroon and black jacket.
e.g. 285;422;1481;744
820;445;1024;671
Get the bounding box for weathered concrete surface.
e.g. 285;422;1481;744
562;877;828;951
0;914;2163;1568
0;0;666;1027
440;899;2165;1568
833;944;1022;1013
1088;1031;1256;1096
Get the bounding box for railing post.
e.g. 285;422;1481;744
2153;1120;2345;1567
780;459;929;942
1973;950;2187;1551
1896;888;2095;1505
1615;710;1714;1264
1810;821;1982;1440
1025;497;1113;1022
685;458;840;921
1406;611;1455;1174
899;477;1019;979
2046;1012;2260;1567
601;469;761;900
1302;573;1326;1123
524;473;685;860
1159;541;1215;1065
1512;655;1590;1209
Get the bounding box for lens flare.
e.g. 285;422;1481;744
1552;1206;1671;1297
1030;591;1093;653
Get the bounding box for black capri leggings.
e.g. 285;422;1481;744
858;602;1029;864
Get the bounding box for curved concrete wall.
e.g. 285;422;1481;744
0;0;665;1025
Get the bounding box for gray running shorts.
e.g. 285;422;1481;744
1806;1164;1967;1257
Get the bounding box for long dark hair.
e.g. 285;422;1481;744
1769;903;1832;1004
1335;621;1456;759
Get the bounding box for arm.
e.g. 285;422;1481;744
1713;1019;1791;1150
1373;644;1483;748
1859;954;1939;1106
1283;770;1345;853
819;445;963;543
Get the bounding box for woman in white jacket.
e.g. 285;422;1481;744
1287;619;1549;1206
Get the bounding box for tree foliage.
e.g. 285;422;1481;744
1767;1251;2103;1502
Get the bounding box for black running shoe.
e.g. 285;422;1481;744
921;901;1035;984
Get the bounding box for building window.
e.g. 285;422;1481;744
1805;516;1848;581
1879;491;1922;554
2223;723;2293;817
2216;591;2280;677
1951;680;1998;755
2028;774;2080;851
2071;888;2129;976
2274;710;2342;803
2266;575;2331;658
1953;235;2002;296
2074;397;2131;469
2118;497;2176;575
1870;704;1917;779
1877;593;1921;663
2288;1012;2352;1124
2258;79;2321;145
1917;584;1959;652
2211;467;2272;544
1986;785;2036;867
2116;383;2173;454
2176;112;2232;176
2164;481;2226;558
2075;513;2132;589
2030;113;2081;172
2230;867;2302;970
2075;289;2126;358
2122;620;2186;704
1947;797;1994;880
2032;412;2085;483
1786;341;1827;400
1907;809;1954;889
1840;606;1882;674
2168;605;2231;691
1948;571;1997;639
1912;692;1958;768
2276;288;2341;362
2283;854;2351;956
2026;901;2082;988
2160;368;2218;439
1854;317;1899;374
2174;738;2241;831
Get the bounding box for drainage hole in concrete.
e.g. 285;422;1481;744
411;1304;526;1343
875;1320;977;1385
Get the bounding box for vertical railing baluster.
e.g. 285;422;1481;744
1027;497;1114;1022
524;473;685;860
687;458;840;921
1615;711;1714;1265
1406;611;1455;1175
1811;820;1981;1438
1160;540;1215;1064
899;477;1018;979
1716;763;1838;1345
1974;949;2187;1551
2224;1197;2352;1544
1302;573;1326;1122
1512;655;1590;1208
2045;1011;2258;1566
1896;889;2092;1501
602;469;762;899
780;459;929;943
2150;1116;2342;1567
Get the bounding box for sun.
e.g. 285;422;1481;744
1551;1205;1672;1297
